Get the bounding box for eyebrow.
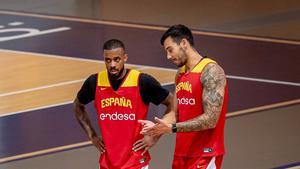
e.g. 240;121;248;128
165;46;172;50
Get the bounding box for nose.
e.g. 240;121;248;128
111;60;117;67
167;54;172;60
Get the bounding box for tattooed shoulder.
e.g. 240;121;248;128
201;63;226;91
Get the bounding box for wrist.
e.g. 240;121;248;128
171;123;177;133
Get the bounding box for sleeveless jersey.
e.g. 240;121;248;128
175;58;228;157
94;69;150;169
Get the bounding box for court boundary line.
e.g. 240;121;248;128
0;79;85;97
0;98;299;164
1;49;299;87
0;10;299;45
0;82;175;118
0;101;73;118
0;141;91;164
227;99;300;118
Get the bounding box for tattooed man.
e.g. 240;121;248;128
139;25;228;169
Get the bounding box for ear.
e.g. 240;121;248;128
180;39;189;49
123;54;128;62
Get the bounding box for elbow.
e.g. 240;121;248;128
207;122;217;129
207;117;219;129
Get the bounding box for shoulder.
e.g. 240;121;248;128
86;73;97;84
88;73;97;80
139;73;158;83
201;63;226;86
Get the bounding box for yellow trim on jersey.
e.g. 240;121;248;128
97;71;110;87
122;69;140;87
98;71;110;87
192;58;216;73
97;69;140;87
179;58;216;73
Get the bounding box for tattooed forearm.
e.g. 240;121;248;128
176;63;226;132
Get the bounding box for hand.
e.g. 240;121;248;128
138;120;155;134
91;136;105;153
132;135;161;155
140;117;172;136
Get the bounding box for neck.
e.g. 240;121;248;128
185;48;203;72
109;67;127;80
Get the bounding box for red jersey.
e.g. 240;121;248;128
175;58;228;157
94;69;150;169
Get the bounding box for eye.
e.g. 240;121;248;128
105;58;111;63
114;57;121;62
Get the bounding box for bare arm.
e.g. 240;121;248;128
133;85;176;151
176;63;226;132
73;98;105;152
161;70;180;123
161;92;177;124
139;72;179;135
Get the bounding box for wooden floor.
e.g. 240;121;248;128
0;50;176;115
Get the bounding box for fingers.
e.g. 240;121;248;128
99;145;105;153
132;141;146;152
138;120;148;125
140;125;155;134
133;139;143;147
154;117;166;125
92;137;105;153
100;142;105;153
142;147;149;156
94;143;105;153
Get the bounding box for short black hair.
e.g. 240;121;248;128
160;24;194;46
103;39;125;51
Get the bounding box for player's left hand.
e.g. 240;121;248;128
132;135;160;155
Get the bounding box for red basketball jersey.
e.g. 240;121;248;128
94;69;150;169
175;58;228;157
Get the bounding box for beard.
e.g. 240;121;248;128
108;66;125;80
176;62;186;68
175;47;187;67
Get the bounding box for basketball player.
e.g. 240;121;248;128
140;25;228;169
74;39;173;169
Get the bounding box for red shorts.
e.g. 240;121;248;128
172;155;223;169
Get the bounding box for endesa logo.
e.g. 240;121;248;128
177;97;196;105
99;112;135;121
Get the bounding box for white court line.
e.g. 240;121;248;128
0;141;91;164
0;82;174;118
0;79;85;97
0;49;177;72
1;48;299;87
227;75;300;87
0;101;73;118
0;10;299;45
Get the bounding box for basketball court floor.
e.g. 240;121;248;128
0;1;299;168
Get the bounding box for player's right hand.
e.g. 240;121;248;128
139;117;172;135
138;120;155;134
91;136;105;153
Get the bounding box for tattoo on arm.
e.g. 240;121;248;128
176;63;226;132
